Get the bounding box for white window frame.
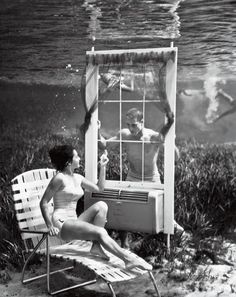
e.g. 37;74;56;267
85;46;177;236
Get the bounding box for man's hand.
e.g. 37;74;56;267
166;111;174;125
159;111;174;138
97;120;107;150
100;150;109;167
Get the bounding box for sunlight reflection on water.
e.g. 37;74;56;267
0;0;235;85
83;0;181;40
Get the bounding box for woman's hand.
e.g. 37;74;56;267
100;150;109;167
48;225;60;237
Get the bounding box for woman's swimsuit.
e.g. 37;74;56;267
52;174;84;232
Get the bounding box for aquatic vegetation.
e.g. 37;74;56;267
0;122;236;270
175;140;236;236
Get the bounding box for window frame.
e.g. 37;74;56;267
84;46;177;235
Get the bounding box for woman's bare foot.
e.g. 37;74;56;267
90;242;110;261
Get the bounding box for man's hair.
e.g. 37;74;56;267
126;108;143;122
49;145;74;171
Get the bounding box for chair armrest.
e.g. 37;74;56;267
20;228;49;235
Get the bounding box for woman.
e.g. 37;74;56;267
40;144;152;270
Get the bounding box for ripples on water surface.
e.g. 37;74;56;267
0;0;235;86
0;0;236;144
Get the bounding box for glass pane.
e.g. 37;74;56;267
121;65;144;102
121;102;164;132
98;62;168;184
99;66;122;101
122;140;143;181
98;101;120;138
106;145;123;181
121;102;165;183
98;101;121;181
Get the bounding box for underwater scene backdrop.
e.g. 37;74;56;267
0;0;236;144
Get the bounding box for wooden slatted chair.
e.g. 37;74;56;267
11;168;161;297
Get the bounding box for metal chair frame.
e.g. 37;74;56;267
20;230;97;295
11;168;161;297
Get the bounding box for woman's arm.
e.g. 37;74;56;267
81;150;109;192
40;175;62;236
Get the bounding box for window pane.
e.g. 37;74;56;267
122;102;164;132
105;145;128;181
98;101;120;137
98;62;168;184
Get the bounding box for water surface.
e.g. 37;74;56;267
1;0;235;85
0;0;236;143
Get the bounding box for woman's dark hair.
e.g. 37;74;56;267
49;145;74;171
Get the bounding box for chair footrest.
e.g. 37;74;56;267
42;240;147;283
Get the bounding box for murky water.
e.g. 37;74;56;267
0;0;236;143
0;0;235;86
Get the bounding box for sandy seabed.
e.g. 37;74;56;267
1;239;236;297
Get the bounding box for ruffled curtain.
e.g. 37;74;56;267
79;67;98;142
86;50;176;66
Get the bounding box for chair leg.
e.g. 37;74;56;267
149;271;161;297
21;236;75;285
21;234;48;284
45;237;97;295
106;272;160;297
107;282;116;297
22;235;97;295
49;279;97;295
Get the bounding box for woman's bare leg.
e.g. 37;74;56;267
78;201;108;227
60;219;152;270
78;201;109;259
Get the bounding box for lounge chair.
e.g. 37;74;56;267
11;168;161;296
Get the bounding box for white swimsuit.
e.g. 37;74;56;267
52;174;84;231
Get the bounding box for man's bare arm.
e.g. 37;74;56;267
217;89;235;103
98;128;107;150
98;128;120;150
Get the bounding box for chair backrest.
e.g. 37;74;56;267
11;168;63;251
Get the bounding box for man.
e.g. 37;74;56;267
99;107;182;248
179;85;236;124
213;89;236;123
